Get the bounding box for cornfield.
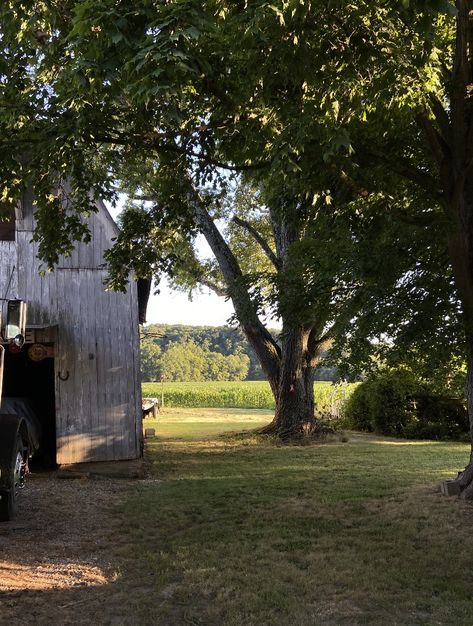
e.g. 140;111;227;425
142;381;356;415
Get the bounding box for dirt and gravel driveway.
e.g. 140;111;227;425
0;471;140;626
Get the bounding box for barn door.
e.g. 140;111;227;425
55;269;141;464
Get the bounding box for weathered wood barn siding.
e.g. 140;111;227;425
0;193;142;464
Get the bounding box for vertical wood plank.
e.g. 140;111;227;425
8;197;141;464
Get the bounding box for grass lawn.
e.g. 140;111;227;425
119;408;473;625
145;406;273;440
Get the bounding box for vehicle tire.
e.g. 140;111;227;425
0;434;25;522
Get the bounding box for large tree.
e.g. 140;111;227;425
416;1;473;496
0;0;465;445
112;166;353;436
320;1;473;495
0;0;375;438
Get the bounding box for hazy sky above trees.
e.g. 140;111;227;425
149;277;234;326
108;202;273;327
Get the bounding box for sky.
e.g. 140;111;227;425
106;201;236;327
106;201;281;328
146;279;235;326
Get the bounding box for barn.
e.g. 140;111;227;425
0;191;143;466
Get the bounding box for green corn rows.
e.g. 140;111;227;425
142;381;356;412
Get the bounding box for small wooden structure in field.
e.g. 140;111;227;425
0;192;143;465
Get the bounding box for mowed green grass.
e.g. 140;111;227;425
119;408;473;625
145;406;273;440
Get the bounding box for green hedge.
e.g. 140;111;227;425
343;369;468;439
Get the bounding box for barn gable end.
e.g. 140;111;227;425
0;195;142;465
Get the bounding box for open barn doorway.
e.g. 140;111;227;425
2;344;57;467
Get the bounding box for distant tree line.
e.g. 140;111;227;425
140;324;337;383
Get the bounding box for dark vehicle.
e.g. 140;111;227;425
0;301;41;521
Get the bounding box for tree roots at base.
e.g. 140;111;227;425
441;460;473;499
256;417;336;442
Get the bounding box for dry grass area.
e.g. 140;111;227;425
2;409;473;625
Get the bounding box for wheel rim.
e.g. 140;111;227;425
13;451;25;491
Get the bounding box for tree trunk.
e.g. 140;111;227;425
265;328;315;439
259;325;328;439
440;1;473;487
190;189;329;440
441;228;473;497
417;1;473;495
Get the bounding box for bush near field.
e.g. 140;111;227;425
142;380;355;415
344;368;469;440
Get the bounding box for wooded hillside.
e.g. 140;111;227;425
141;324;337;382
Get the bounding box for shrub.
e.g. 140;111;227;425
341;380;374;432
344;368;468;439
403;395;469;440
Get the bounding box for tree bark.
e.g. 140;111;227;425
259;324;326;438
188;185;329;439
412;1;473;496
440;227;473;496
190;195;282;397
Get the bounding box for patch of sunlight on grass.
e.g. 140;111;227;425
370;439;469;447
0;560;108;591
145;407;273;441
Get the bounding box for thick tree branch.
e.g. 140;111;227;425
199;154;272;172
361;146;443;199
186;184;282;386
198;277;227;297
334;168;370;199
232;215;281;270
389;206;441;227
386;160;440;195
306;325;332;367
416;112;448;166
428;94;451;146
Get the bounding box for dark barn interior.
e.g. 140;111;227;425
2;345;56;467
